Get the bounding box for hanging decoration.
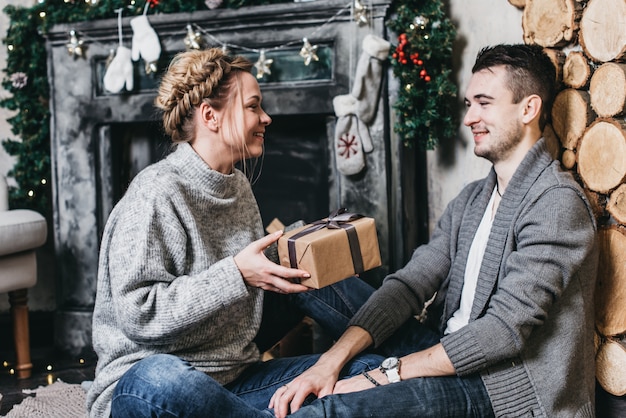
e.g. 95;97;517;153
254;49;273;79
387;0;457;149
184;24;204;50
299;38;319;66
9;72;28;89
353;0;369;26
130;2;162;74
66;29;86;58
103;8;134;93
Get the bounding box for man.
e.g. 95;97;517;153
270;44;598;418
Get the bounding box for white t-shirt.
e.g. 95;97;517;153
445;186;498;334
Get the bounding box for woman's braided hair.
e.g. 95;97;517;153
154;48;253;143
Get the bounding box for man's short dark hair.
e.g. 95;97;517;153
472;44;556;130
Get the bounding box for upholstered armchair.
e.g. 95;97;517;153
0;175;47;378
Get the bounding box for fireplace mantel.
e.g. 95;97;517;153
45;0;421;355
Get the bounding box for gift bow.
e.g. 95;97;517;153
287;208;365;273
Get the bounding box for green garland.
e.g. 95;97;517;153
1;0;456;214
387;0;457;149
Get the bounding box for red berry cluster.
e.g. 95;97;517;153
392;33;431;82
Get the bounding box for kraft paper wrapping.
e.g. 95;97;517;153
278;215;381;289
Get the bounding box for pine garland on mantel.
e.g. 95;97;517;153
1;0;457;214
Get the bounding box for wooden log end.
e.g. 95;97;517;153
590;63;626;118
551;89;595;150
579;0;626;62
595;226;626;336
563;50;591;89
607;183;626;226
577;118;626;194
508;0;526;9
522;0;578;48
596;338;626;396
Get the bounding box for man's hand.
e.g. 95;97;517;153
269;361;340;418
234;231;311;294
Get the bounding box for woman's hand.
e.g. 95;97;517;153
234;231;311;294
269;361;340;418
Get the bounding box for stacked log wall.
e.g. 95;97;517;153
510;0;626;406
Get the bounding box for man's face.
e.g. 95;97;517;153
463;66;525;164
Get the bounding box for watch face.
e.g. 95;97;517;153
382;357;399;369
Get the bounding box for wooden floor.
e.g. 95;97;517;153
0;346;96;415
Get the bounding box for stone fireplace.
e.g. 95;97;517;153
45;0;426;355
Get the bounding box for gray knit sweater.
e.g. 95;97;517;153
350;138;598;417
86;143;265;418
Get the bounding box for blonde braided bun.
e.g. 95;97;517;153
154;48;253;143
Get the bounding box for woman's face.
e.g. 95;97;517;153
223;72;272;161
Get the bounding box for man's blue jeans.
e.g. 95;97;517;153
290;320;495;418
111;276;384;417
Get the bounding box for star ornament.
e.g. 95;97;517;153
353;0;369;26
184;24;203;50
254;50;273;79
299;38;319;66
66;30;86;58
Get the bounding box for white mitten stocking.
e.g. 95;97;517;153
351;34;391;125
103;46;134;93
130;15;161;68
333;94;370;176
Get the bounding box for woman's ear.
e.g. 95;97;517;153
199;102;219;131
522;94;542;125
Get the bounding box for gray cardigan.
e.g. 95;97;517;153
350;139;598;417
87;143;265;418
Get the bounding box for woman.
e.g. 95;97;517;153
86;48;381;418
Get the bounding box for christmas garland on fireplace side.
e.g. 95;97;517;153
1;0;456;214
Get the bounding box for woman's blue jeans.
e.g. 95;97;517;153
111;276;384;417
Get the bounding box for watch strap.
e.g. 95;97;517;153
384;367;401;383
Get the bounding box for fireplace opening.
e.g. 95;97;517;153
97;113;331;236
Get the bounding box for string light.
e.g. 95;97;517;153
68;1;356;77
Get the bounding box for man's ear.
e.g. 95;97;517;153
522;94;542;125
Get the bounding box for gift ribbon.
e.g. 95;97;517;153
287;208;365;273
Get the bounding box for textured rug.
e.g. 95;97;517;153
0;380;87;418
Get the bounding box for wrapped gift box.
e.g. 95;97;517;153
277;210;381;289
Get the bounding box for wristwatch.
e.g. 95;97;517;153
380;357;402;383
